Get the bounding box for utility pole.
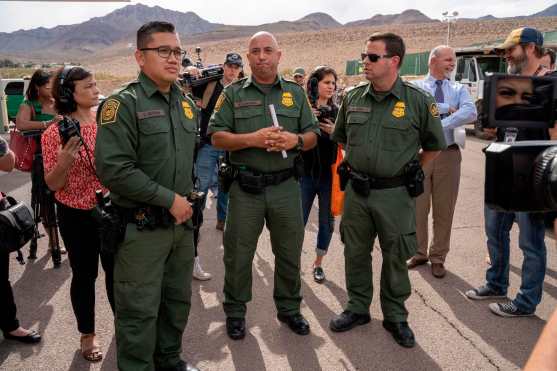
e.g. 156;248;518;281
442;11;459;45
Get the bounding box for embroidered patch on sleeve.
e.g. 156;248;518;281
100;99;120;125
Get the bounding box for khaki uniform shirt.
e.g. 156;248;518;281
332;77;446;177
95;72;197;209
208;75;319;173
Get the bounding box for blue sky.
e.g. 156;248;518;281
0;0;554;33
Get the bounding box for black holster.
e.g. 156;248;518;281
92;201;126;255
350;171;371;197
218;156;238;193
337;162;350;191
404;160;425;198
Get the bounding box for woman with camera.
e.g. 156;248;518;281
302;66;339;283
16;69;65;263
41;66;112;362
0;137;42;344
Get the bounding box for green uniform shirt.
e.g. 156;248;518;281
208;75;319;173
95;72;197;209
332;77;446;178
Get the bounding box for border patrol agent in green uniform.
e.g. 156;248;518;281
329;33;446;348
209;31;319;340
94;22;199;371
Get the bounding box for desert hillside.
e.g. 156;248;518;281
84;16;557;94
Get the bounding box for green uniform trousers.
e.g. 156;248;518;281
223;178;304;318
340;183;417;322
114;223;194;371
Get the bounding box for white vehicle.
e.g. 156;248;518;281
450;47;506;138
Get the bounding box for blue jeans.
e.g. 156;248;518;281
301;175;334;256
195;144;228;222
484;205;547;313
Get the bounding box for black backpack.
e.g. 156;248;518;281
0;194;35;264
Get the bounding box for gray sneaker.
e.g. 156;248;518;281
465;285;506;300
489;301;534;317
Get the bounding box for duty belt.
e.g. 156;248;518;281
234;166;295;194
117;205;173;230
349;170;406;190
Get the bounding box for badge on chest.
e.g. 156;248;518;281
281;92;294;108
182;101;194;120
392;101;406;118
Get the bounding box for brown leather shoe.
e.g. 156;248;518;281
407;256;428;269
431;263;446;278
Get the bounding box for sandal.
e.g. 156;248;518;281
80;333;103;362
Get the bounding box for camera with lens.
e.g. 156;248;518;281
482;73;557;212
58;116;81;145
179;46;224;99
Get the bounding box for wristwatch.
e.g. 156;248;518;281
296;134;304;151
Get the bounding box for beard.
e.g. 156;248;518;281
507;53;528;75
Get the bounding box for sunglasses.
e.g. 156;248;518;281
361;53;393;62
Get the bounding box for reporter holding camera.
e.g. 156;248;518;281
41;66;113;362
302;66;339;283
0;137;41;344
465;28;555;317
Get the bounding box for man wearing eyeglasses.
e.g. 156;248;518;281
330;32;446;348
95;21;199;371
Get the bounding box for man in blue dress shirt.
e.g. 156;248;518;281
407;45;477;278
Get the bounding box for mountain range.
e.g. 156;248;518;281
1;2;556;58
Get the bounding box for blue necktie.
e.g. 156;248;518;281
434;80;444;103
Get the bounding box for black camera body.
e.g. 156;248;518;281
180;47;224;99
485;141;557;212
58;116;81;145
481;73;557;212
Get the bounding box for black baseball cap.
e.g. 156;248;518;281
225;53;243;67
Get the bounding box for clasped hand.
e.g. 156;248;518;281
252;126;298;152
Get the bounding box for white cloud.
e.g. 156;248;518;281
0;0;554;33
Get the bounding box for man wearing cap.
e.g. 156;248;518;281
195;52;243;238
466;27;555;317
293;67;306;88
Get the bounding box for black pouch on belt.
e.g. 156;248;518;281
404;160;425;198
238;172;266;194
350;171;371;197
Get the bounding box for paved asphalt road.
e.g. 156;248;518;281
1;136;556;371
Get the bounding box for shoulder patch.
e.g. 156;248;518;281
100;98;120;125
214;93;226;113
430;103;440;118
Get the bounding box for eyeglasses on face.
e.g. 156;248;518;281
361;53;393;62
140;46;186;59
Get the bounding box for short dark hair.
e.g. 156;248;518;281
52;66;92;115
368;32;406;69
26;69;52;101
137;21;176;49
543;48;556;65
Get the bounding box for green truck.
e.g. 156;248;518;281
0;78;30;133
